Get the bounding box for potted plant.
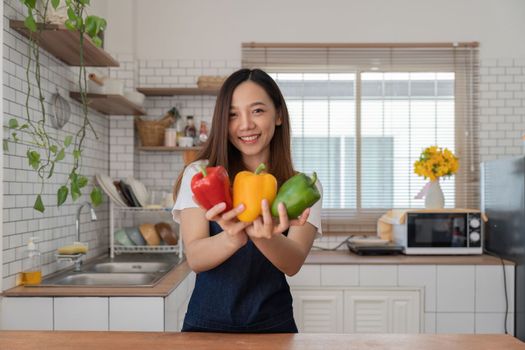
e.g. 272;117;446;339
413;145;459;209
4;0;107;212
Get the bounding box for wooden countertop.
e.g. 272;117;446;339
1;260;192;297
0;332;523;350
306;250;515;265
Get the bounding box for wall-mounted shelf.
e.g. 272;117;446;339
70;92;146;116
10;20;119;67
136;87;219;96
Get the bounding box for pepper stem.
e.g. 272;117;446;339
199;165;207;177
310;172;317;186
255;163;266;175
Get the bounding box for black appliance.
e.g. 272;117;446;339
482;156;525;340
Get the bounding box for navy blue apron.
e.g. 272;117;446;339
181;221;298;333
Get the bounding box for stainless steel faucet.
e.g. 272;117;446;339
76;201;98;243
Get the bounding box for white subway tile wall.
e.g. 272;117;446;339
109;54;136;180
2;0;110;289
480;59;525;161
135;59;238;192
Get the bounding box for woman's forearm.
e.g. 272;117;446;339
185;232;245;272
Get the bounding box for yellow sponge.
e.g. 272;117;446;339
57;243;88;255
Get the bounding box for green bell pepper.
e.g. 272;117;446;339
271;172;321;219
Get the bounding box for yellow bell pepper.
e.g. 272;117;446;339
233;163;277;222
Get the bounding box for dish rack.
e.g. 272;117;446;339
109;202;183;259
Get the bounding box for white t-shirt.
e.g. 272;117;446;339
172;160;323;238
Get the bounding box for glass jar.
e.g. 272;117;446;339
164;128;178;147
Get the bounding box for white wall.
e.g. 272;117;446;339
101;0;525;60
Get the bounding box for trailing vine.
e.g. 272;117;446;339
5;0;106;212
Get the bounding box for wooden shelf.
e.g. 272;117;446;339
70;92;146;116
136;87;219;96
10;20;119;67
137;146;202;152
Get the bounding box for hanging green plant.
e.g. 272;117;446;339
4;0;107;212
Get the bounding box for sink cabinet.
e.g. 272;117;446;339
110;297;164;331
0;297;53;330
55;297;109;331
0;272;195;331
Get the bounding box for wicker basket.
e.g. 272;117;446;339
135;114;174;147
197;75;227;90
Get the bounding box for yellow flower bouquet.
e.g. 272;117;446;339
413;146;459;181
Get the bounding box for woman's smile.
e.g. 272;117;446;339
239;134;261;144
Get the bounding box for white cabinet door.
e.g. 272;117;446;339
344;289;421;334
0;297;53;330
287;265;321;287
436;265;475;312
165;274;191;332
54;297;108;331
177;299;189;331
475;265;515;313
109;297;164;331
291;289;343;333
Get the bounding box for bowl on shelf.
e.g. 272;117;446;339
155;222;178;245
124;91;145;106
87;79;104;94
114;228;135;246
125;226;147;246
103;79;124;95
139;223;161;246
178;136;194;148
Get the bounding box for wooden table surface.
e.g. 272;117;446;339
0;332;524;350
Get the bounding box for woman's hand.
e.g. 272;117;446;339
193;196;250;247
245;199;311;239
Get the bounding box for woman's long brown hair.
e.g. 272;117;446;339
173;68;295;199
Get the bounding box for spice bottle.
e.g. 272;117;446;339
184;115;196;138
198;121;209;145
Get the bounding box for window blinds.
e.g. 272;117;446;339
242;43;480;233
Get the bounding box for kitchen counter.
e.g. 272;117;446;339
306;250;515;265
2;251;513;297
1;260;192;297
0;332;523;350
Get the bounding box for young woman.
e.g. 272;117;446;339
172;68;323;333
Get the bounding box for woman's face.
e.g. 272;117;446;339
228;81;281;170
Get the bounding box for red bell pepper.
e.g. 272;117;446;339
190;165;233;211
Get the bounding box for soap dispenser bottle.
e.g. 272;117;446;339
20;237;42;285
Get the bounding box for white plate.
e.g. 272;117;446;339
125;176;150;207
349;237;390;246
95;174;127;207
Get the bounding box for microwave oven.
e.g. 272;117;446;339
392;211;483;255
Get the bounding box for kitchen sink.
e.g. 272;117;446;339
42;272;161;286
89;262;172;273
36;253;182;287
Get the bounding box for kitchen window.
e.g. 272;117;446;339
242;43;479;231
